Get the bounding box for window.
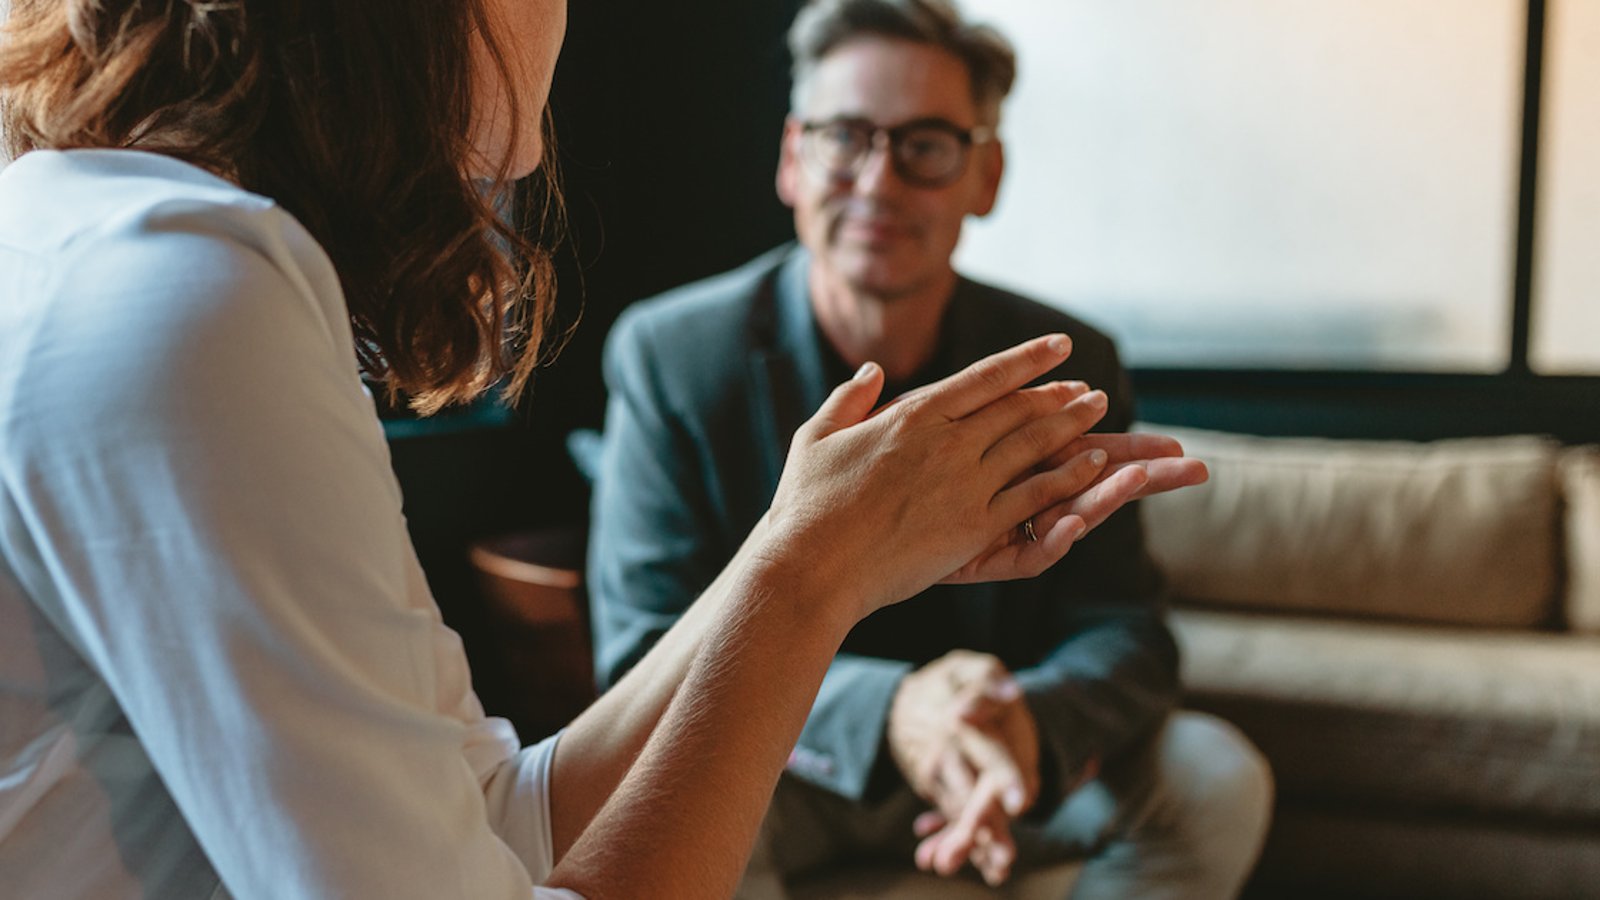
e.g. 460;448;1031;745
954;0;1529;372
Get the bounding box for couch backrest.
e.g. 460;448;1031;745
1135;424;1589;630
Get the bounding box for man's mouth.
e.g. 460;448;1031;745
839;218;911;243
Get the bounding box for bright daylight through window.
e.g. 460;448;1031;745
954;0;1529;372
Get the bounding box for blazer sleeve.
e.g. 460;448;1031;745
782;652;911;800
587;310;726;686
1014;341;1182;800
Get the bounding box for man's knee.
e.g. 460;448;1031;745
1158;711;1274;849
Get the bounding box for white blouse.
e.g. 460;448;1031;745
0;149;579;899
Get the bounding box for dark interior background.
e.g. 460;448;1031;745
384;0;1599;724
385;0;808;720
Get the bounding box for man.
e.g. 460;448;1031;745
587;0;1272;896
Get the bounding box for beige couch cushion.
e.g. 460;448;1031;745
1172;608;1600;821
1561;446;1600;633
1138;425;1561;628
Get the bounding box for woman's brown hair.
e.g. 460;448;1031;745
0;0;561;413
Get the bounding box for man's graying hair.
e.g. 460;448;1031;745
788;0;1016;125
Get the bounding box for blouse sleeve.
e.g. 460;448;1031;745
4;199;577;898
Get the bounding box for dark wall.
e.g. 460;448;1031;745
386;0;806;721
491;0;808;523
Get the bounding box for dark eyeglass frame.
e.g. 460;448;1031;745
797;116;996;188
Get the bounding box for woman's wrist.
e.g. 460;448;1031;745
732;529;864;644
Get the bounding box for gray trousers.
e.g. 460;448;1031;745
740;711;1274;900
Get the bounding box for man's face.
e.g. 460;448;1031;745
778;38;1003;300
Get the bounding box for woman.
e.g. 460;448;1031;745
0;0;1204;897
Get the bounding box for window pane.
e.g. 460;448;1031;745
954;0;1524;371
1531;0;1600;375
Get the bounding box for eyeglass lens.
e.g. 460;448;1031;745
804;120;971;187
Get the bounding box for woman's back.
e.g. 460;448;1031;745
0;148;345;898
0;149;560;898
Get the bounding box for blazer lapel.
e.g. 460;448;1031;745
748;247;827;494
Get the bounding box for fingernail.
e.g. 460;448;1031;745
1070;520;1088;541
1060;380;1089;398
1004;786;1026;814
1048;334;1070;355
1085;390;1108;410
854;361;877;381
991;678;1021;701
1089;449;1108;467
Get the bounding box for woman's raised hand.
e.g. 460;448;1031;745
761;334;1203;621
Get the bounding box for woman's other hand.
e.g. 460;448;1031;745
944;431;1208;585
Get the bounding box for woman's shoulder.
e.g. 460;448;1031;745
1;149;266;249
0;150;359;448
2;149;333;292
1;149;347;352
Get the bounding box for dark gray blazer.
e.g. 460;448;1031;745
588;244;1179;805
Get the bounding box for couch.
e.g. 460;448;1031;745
497;425;1598;897
1139;425;1600;899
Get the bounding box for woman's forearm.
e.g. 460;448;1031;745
546;518;786;858
546;552;856;897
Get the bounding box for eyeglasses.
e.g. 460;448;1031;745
797;117;994;188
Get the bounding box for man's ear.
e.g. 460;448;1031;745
972;139;1005;217
776;118;804;208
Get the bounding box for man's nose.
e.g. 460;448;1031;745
851;132;904;196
